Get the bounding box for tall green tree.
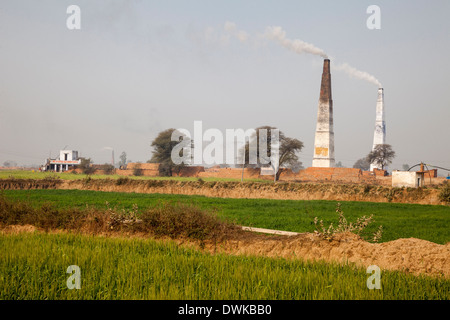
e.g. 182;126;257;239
149;128;187;176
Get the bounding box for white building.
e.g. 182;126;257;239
43;150;81;172
392;171;425;188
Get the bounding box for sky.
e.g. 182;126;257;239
0;0;449;172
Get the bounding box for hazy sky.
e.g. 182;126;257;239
1;0;449;171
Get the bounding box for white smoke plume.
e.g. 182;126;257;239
264;26;328;59
206;22;382;87
263;26;381;87
224;21;249;43
333;62;382;88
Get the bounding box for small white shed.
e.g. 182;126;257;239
392;171;425;188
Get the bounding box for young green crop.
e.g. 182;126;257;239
2;189;449;244
1;232;448;300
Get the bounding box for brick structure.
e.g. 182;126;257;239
174;166;205;177
117;163;160;177
296;167;362;183
370;88;386;171
198;167;261;179
312;59;335;167
114;163;396;185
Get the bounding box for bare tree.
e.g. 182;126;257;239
367;144;396;170
119;152;127;168
240;126;304;181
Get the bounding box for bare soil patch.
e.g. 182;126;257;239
208;232;450;278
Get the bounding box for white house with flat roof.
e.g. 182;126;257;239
42;150;81;172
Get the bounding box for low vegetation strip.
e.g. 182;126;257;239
0;177;447;205
1;231;449;300
0;195;240;245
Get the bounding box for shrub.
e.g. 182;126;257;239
115;177;130;186
133;164;143;176
438;181;450;204
148;202;237;241
313;203;383;242
363;185;372;194
100;164;115;175
78;158;95;175
0;196;240;245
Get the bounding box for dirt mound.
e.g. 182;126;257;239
210;232;450;278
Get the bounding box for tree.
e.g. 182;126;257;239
119;152;127;168
100;164;114;175
240;126;304;181
336;161;344;168
402;164;410;171
353;158;370;171
149;128;187;176
133;163;143;176
3;160;17;168
78;157;95;175
366;144;396;171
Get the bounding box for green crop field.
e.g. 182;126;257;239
1;232;448;300
2;189;449;244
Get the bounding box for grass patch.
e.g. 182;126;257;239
1;232;448;300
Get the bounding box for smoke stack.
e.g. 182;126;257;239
312;59;335;167
370;88;386;171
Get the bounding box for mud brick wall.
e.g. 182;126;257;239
198;167;261;179
295;167;362;182
102;162;408;186
174;166;205;177
373;169;388;176
116;163;160;177
116;169;159;177
126;163;160;170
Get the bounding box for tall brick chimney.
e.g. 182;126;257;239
312;59;335;168
370;88;386;171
